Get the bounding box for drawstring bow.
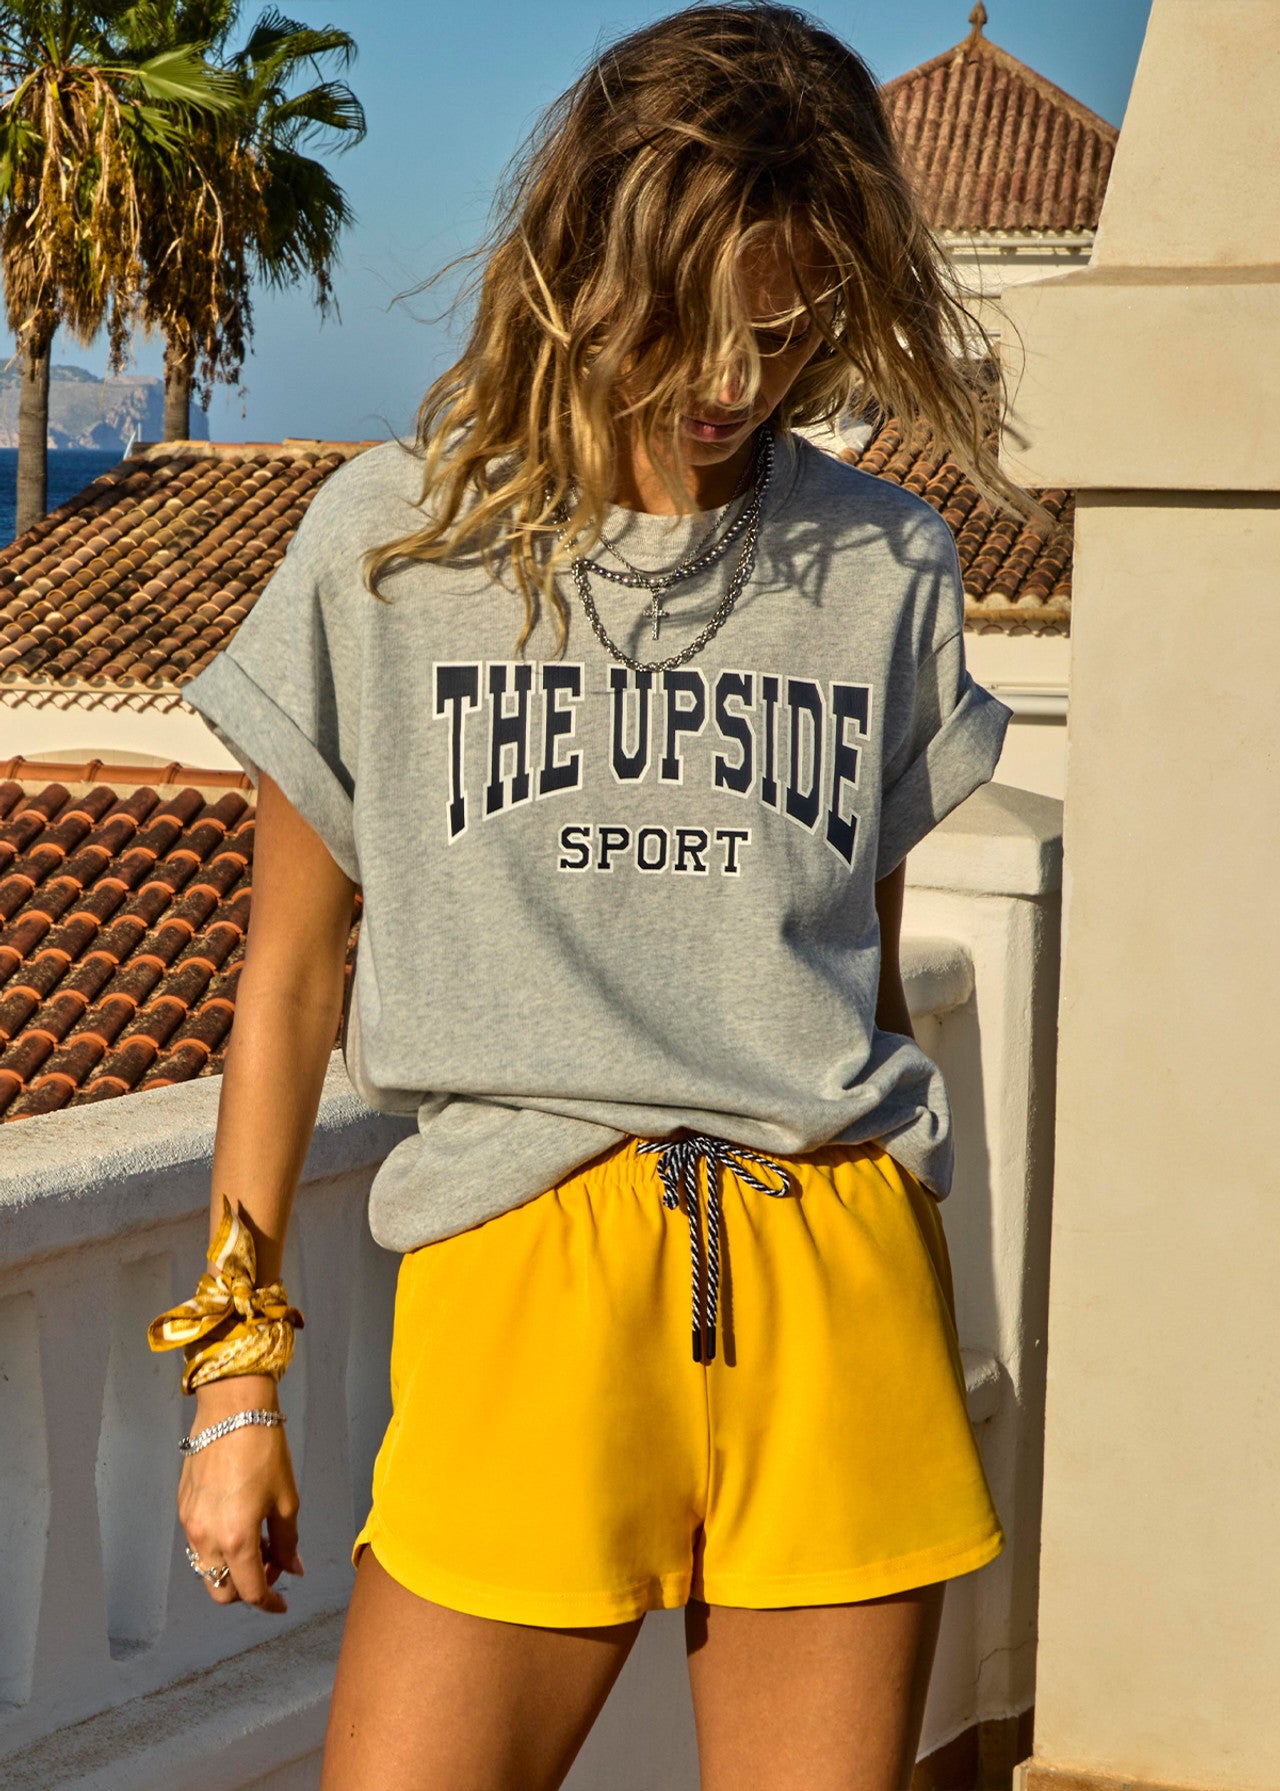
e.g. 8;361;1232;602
636;1134;797;1360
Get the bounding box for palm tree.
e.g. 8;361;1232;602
119;2;365;440
0;0;234;533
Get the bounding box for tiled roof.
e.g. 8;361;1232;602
843;415;1072;634
881;3;1118;234
0;428;1070;681
0;439;378;692
0;759;361;1119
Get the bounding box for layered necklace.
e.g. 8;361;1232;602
559;426;774;675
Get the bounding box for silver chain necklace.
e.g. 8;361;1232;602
566;429;774;674
564;430;768;642
593;445;756;600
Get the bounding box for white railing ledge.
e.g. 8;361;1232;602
901;935;974;1019
961;1348;1003;1425
0;1059;416;1272
906;782;1064;898
985;685;1068;720
0;1612;342;1791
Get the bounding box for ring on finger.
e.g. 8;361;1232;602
186;1543;232;1588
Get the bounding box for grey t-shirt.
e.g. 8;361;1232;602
181;428;1011;1251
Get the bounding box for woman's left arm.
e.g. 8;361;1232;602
874;858;915;1041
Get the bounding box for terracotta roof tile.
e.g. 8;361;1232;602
0;439;378;691
881;6;1118;233
842;415;1072;633
0;758;360;1119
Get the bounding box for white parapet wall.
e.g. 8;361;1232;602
0;1076;415;1790
964;633;1070;802
0;780;1061;1790
903;780;1063;1759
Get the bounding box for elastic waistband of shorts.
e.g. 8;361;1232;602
612;1130;865;1367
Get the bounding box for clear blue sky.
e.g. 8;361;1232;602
1;0;1153;443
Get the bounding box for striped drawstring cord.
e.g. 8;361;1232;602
635;1134;798;1361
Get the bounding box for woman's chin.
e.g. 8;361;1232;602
678;417;757;457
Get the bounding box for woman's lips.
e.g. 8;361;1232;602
681;414;752;442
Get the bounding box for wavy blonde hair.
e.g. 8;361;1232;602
362;1;1052;651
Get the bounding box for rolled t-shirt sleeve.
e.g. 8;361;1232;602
875;528;1013;882
179;477;362;884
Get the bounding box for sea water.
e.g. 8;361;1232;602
0;448;126;547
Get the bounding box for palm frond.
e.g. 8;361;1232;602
256;141;350;270
118;43;240;107
259;77;365;148
235;9;358;75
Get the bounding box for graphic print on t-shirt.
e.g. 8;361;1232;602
433;660;874;876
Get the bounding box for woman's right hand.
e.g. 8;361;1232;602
178;1373;304;1614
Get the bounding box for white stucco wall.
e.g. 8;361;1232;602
964;632;1068;802
0;692;204;769
1001;3;1280;1784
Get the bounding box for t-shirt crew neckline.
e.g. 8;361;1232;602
598;489;740;550
592;425;790;552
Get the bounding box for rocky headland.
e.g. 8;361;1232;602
0;362;209;451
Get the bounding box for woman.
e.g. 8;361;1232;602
159;5;1045;1785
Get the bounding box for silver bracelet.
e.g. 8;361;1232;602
178;1408;286;1455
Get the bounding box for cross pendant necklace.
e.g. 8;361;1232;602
646;586;668;639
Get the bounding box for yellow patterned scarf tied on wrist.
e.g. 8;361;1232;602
148;1195;305;1394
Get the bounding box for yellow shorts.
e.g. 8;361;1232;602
352;1134;1005;1626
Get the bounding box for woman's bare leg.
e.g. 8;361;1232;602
684;1580;947;1791
320;1548;646;1791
